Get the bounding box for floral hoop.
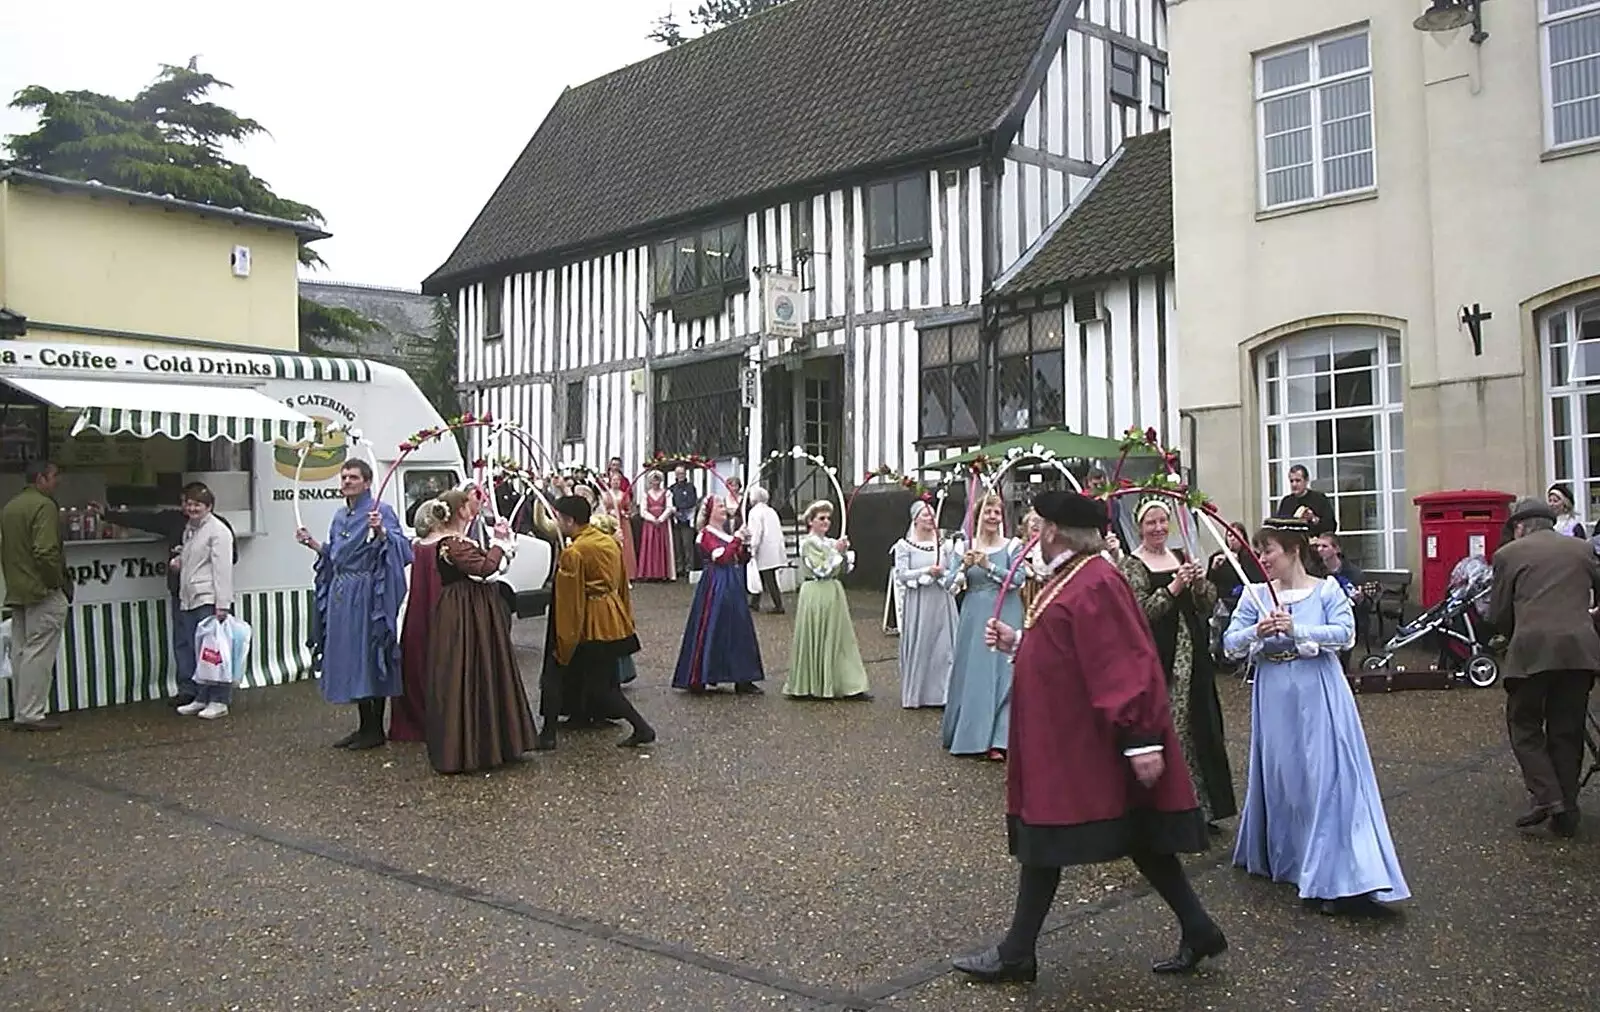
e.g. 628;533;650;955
377;414;559;543
847;465;959;538
290;421;382;535
632;451;735;500
749;446;849;535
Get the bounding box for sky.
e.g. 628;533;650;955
0;1;676;290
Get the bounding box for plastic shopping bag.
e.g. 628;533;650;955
0;617;11;681
194;615;254;685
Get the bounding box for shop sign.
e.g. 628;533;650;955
69;555;168;587
0;345;273;378
271;395;358;481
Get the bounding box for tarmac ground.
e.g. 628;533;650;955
0;582;1596;1011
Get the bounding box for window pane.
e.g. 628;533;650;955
1032;350;1065;427
720;223;747;281
652;241;675;300
1335;453;1378;493
1390;411;1404;452
1580;301;1600;340
1332;344;1375;371
1387;364;1403;403
951;362;982;437
995;356;1032;432
1340;533;1383;570
1266;424;1282;463
1112;46;1139;72
1318;33;1370;77
1262;91;1313;136
1287;420;1318;459
1334;415;1376;453
674;239;699;291
1389;445;1406;492
921;327;949;366
1333;370;1375;408
1266;377;1281;416
868;182;895;250
1316;419;1334;455
1030;310;1064;350
1555;437;1573;480
951;323;982;363
920;369;950;438
999;318;1030;355
1286;344;1330;374
699;227;723;286
1324;152;1375;195
1286;376;1319;414
1337;493;1379;531
1555;394;1573;438
1266;166;1315;207
1586;434;1600;480
1260;47;1311;92
895;176;929;246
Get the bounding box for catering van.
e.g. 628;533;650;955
0;338;553;719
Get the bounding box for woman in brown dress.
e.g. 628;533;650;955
425;489;537;774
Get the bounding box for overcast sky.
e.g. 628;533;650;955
0;1;676;290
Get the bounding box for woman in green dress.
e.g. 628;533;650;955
784;500;872;700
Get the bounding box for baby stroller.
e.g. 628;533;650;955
1360;555;1500;687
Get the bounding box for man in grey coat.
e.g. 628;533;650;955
1489;497;1600;837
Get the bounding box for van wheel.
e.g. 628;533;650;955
1463;653;1499;688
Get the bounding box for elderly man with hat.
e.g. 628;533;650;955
1489;496;1600;837
953;490;1225;983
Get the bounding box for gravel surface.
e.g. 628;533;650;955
1;583;1594;1011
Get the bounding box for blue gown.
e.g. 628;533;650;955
1223;577;1410;904
312;492;412;704
672;528;764;688
941;540;1023;755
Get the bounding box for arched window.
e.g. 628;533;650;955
1258;326;1406;569
1541;293;1600;523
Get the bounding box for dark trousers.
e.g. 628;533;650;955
749;567;783;612
539;648;650;733
998;854;1214;962
1505;670;1594;814
672;521;698;576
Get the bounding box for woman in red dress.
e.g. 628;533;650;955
634;471;675;581
389;497;449;742
601;473;637;584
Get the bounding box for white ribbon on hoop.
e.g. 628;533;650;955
291;423;383;546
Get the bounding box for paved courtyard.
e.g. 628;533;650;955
1;583;1596;1011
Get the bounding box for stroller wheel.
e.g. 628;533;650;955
1463;652;1500;688
1360;654;1389;671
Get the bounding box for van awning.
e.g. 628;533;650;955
0;376;318;445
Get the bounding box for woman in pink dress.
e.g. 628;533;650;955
635;471;676;582
602;473;638;583
390;497;449;742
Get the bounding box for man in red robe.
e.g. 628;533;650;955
954;490;1226;982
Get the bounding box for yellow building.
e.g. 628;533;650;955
0;168;327;350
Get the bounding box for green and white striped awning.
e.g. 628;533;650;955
264;353;372;382
1;376;317;444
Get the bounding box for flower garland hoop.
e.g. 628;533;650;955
631;451;736;501
847;466;959;537
290;422;383;535
748;446;849;536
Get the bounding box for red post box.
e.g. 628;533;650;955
1413;489;1515;609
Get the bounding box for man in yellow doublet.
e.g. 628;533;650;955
537;495;656;750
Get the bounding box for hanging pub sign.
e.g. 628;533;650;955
762;271;804;341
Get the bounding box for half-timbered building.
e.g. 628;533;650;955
423;0;1173;509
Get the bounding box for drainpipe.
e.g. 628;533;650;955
1180;409;1199;491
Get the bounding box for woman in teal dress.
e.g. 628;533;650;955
784;500;872;700
941;493;1023;760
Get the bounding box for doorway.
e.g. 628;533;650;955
761;355;844;521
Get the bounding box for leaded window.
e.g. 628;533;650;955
918;322;982;441
1111;45;1140;103
564;380;585;442
651;221;748;303
654;356;744;458
484;279;504;340
992;310;1066;435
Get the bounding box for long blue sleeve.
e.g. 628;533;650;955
1297;579;1356;650
1222;586;1264;660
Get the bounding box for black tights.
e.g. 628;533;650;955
997;853;1214;962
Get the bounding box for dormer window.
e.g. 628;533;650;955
651;221;748;310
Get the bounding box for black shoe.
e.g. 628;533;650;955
1319;895;1398;919
1516;805;1556;828
533;728;557;751
1152;926;1228;974
844;692;874;701
735;683;764;695
1552;810;1580;838
174;694;196;708
347;728;386;750
618;727;657;748
331;729;362;749
951;946;1037;983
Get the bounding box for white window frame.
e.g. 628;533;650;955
1257;326;1405;570
1254;26;1376;211
1540;292;1600;523
1540;0;1600;151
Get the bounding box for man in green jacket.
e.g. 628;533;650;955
2;460;72;730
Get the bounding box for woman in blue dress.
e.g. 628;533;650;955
1223;516;1409;917
941;493;1023;759
671;496;765;694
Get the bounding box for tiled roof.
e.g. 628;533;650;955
997;128;1172;296
299;281;441;367
423;0;1071;293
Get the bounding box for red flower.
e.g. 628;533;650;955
481;413;494;425
399;441;416;452
471;458;487;469
460;412;477;424
1144;426;1158;444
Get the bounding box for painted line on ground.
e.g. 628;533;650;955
1;754;889;1011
